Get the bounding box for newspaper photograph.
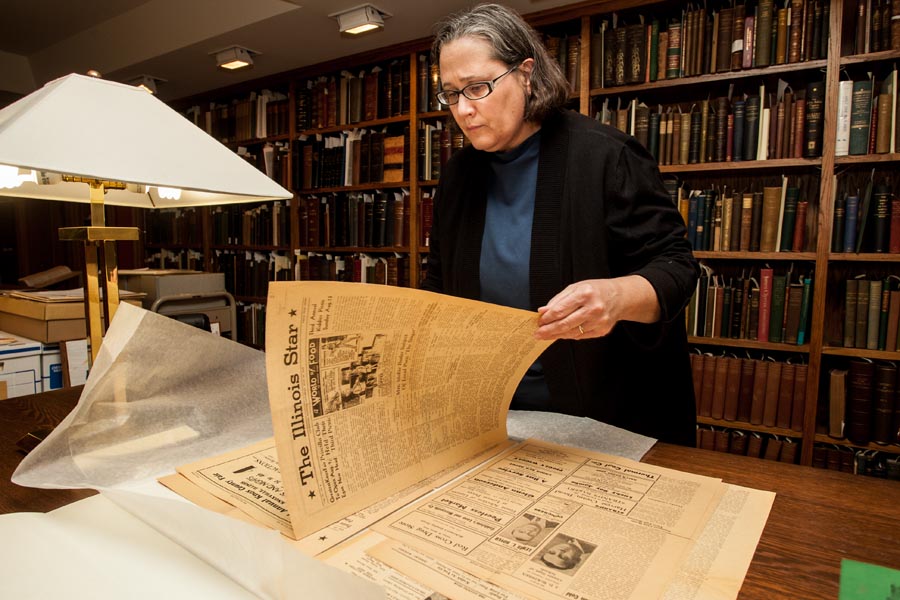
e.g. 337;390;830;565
369;439;725;600
264;280;552;540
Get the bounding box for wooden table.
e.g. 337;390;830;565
2;387;898;599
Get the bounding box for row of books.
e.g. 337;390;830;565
592;0;830;89
688;266;814;345
297;192;408;249
598;79;825;166
211;250;292;300
296;252;410;287
209;200;291;248
835;69;899;157
145;208;203;246
852;0;900;55
832;173;900;254
416;54;443;114
827;360;900;446
543;33;582;93
295;129;408;191
691;354;807;430
697;426;800;464
143;248;203;271
296;59;410;132
841;277;900;351
237;142;291;189
681;180;815;253
811;444;900;480
418;120;465;181
185;90;290;144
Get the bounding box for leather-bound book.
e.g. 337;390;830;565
743;94;760;160
730;4;745;70
615;25;627;85
748;282;761;340
737;358;756;421
894;0;900;51
791;200;808;252
690;353;705;402
779;437;798;464
872;183;891;252
714;97;728;162
763;436;783;460
791;363;808;431
699;426;715;450
723;356;742;420
728;430;747;455
590;28;604;89
732;99;745;162
710;354;729;419
739;193;754;252
788;0;804;63
776;362;796;429
716;7;734;72
774;7;789;64
688;110;702;164
603;25;616;87
567;34;582;91
783;281;804;344
746;432;764;458
666;22;681;79
762;360;782;427
768;273;787;343
844;278;859;348
759;186;782;252
849;78;873;155
699;99;710;163
729;191;743;251
648;111;661;160
829;367;849;438
855;279;871;350
812;444;828;469
699;354;717;417
832;193;846;252
872;363;897;444
648;20;660;82
887;289;900;351
754;0;775;67
779;186;799;251
713;428;730;452
679;112;692;165
791;96;806;158
804;81;825;157
750;359;769;425
757;267;774;342
846;359;875;444
867;279;883;350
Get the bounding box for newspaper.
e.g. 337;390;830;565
159;281;551;544
368;439;725;600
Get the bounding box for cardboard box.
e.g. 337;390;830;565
0;295;142;343
119;270;226;310
0;331;42;399
41;344;63;392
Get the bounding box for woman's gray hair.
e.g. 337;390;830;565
431;3;569;122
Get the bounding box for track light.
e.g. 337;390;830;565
128;75;165;94
329;4;391;35
214;46;256;70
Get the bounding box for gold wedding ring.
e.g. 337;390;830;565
578;325;584;335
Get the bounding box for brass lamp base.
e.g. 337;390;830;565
59;225;140;363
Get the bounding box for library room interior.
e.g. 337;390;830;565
0;0;898;598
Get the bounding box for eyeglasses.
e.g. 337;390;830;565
435;64;519;106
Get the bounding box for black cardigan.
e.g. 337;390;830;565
422;110;700;445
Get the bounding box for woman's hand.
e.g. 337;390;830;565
534;275;661;340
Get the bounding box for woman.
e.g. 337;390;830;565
422;3;699;445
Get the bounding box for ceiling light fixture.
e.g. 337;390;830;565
213;46;256;71
329;4;391;35
128;74;166;94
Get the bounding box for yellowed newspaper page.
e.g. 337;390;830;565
663;484;775;600
370;439;724;600
161;436;517;554
371;483;773;600
265;281;551;540
321;530;528;600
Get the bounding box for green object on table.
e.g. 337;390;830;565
839;559;900;600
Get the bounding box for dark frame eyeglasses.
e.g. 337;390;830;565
435;64;519;106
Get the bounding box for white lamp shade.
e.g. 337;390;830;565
0;73;292;208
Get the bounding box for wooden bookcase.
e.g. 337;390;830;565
146;0;900;471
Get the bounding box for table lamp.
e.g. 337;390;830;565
0;73;293;362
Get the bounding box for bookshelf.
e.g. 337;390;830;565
139;0;900;474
